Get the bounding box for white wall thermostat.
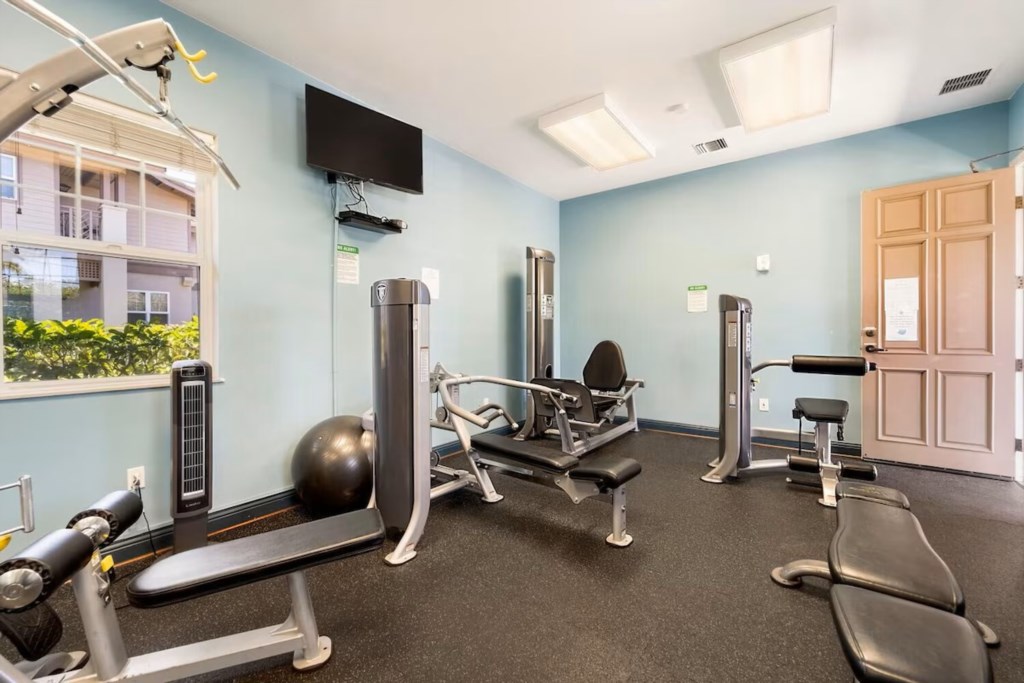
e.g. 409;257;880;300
756;254;770;273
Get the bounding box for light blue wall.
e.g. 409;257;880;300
1011;84;1024;151
0;0;558;552
559;103;1010;441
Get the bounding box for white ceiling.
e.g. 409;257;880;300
163;0;1024;200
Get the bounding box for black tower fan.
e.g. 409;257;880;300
171;359;212;553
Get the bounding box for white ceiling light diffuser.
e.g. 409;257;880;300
538;94;654;171
720;8;837;132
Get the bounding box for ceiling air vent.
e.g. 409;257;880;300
694;138;728;155
939;69;992;95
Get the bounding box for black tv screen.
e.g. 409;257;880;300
305;84;423;194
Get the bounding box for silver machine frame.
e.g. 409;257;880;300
432;367;633;547
369;279;501;567
701;295;852;508
0;0;240;188
515;247;642;457
0;480;336;682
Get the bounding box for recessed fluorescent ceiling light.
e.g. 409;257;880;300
538;94;654;171
720;7;837;132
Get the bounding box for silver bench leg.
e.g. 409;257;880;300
968;618;1000;648
770;559;830;587
605;486;634;547
287;571;331;670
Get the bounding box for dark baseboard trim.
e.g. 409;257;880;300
110;489;300;564
634;418;863;457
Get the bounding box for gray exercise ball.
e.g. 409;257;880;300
291;415;373;516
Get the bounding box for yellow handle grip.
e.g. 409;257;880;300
174;40;207;63
186;61;218;85
100;555;115;573
0;535;10;552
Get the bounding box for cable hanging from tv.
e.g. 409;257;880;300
329;173;407;234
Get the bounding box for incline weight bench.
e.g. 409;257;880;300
0;491;384;681
520;340;643;457
772;496;997;681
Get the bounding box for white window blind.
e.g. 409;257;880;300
22;101;216;176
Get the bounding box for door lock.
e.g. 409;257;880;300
863;326;877;338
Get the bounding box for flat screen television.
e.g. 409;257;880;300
305;84;423;195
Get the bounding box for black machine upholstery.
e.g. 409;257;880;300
830;585;991;683
793;397;849;424
471;432;579;471
127;509;384;609
66;490;143;547
530;378;598;425
830;499;964;614
569;454;642;490
0;603;64;661
791;355;873;376
836;481;910;509
582;340;628;392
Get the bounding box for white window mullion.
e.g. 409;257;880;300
138;160;146;249
73;144;82;240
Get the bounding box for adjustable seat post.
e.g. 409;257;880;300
816;420;840;508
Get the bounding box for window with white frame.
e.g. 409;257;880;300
0;91;217;396
0;153;15;200
127;290;170;324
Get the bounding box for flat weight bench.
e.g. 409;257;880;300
786;397;878;507
771;498;998;646
470;432;641;547
830;585;992;683
0;493;384;682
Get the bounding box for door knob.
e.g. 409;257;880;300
864;344;887;353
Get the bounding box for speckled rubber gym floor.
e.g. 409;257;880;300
6;430;1024;682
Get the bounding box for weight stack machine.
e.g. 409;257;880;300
171;359;213;553
516;246;555;439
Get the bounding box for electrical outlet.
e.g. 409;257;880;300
127;466;146;490
758;398;770;412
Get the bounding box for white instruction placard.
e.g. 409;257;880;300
336;245;359;285
541;294;554;320
421;267;440;300
884;277;919;342
687;285;708;313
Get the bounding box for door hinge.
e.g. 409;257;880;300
1017;359;1023;372
1017;438;1023;452
1018;276;1024;290
1017;195;1023;210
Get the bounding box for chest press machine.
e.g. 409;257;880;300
702;295;879;507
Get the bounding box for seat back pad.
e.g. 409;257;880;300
829;499;964;614
127;509;384;609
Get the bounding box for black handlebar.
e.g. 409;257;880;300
790;355;873;377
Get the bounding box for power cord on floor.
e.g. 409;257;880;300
131;481;159;561
111;484;159;611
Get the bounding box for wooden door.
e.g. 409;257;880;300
861;168;1016;476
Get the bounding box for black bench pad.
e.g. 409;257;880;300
127;509;384;609
836;481;910;509
830;585;991;683
830;500;963;613
471;432;579;471
569;454;641;489
794;397;849;424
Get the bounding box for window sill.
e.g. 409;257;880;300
0;375;225;401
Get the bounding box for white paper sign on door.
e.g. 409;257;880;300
884;277;919;342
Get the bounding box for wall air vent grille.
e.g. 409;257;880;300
939;69;991;95
694;138;728;155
